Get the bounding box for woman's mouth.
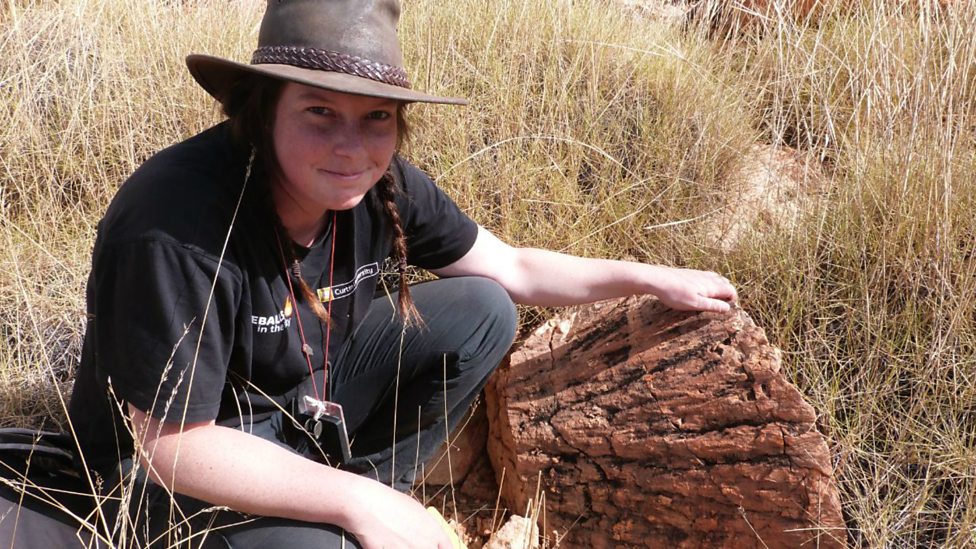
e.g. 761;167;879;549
321;168;365;181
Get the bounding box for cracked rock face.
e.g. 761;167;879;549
485;296;846;548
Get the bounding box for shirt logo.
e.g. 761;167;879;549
251;308;292;334
316;262;379;303
252;296;294;334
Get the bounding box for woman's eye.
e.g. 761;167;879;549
308;107;333;116
367;110;392;121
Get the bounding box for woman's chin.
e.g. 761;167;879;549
323;193;369;212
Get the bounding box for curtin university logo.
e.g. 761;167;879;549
316;262;379;303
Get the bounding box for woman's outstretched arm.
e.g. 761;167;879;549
432;226;737;311
127;405;453;549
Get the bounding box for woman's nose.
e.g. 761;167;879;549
330;122;368;157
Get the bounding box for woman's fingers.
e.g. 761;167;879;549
348;479;454;549
699;296;733;313
655;268;738;312
711;274;738;302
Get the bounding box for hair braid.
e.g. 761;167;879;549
256;187;333;326
376;170;421;327
260;165;331;325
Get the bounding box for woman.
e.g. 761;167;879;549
67;1;737;548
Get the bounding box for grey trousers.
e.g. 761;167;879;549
114;276;517;548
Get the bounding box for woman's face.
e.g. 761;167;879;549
271;82;399;214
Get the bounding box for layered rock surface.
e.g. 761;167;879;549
485;296;846;548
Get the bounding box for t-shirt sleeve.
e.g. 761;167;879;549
89;238;241;424
394;158;479;269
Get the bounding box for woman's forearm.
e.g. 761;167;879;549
130;407;362;527
128;406;454;548
502;247;663;306
509;249;736;311
435;227;737;311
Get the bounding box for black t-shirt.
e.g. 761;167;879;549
67;123;478;475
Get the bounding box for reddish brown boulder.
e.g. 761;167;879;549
486;296;846;549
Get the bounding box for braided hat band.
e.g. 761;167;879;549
251;46;412;89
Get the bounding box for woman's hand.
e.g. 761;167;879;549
647;266;738;313
345;478;454;549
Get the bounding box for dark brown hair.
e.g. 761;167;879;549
222;75;421;327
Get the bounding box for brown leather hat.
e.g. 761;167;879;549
186;0;466;105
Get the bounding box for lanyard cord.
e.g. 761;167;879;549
274;211;338;402
323;211;337;399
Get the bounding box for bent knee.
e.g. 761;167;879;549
453;276;518;343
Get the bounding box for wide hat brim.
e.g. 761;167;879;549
186;54;467;106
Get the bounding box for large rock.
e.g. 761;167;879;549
486;296;845;548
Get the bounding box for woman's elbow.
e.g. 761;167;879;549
126;403;213;485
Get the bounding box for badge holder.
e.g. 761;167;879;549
298;395;352;463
